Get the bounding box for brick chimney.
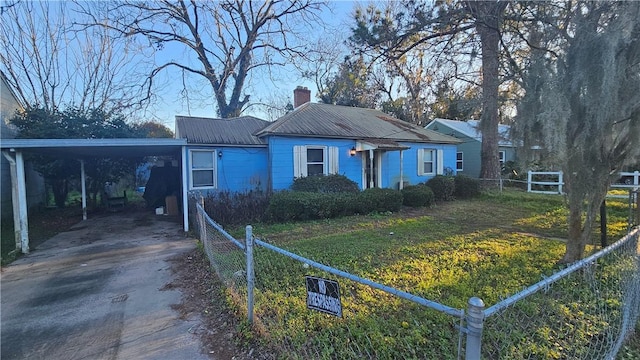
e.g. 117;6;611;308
293;86;311;108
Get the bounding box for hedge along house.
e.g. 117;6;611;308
425;118;516;178
176;87;461;194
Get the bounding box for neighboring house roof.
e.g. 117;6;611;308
425;118;513;147
175;115;269;146
256;103;460;144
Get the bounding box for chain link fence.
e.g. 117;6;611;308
480;228;640;359
194;201;466;358
193;199;640;359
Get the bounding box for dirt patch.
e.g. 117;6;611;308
165;249;274;359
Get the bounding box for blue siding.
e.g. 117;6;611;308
185;146;268;195
266;136;458;191
186;139;459;194
267;136;361;190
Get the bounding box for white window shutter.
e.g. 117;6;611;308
293;145;307;178
328;146;339;174
417;149;424;175
437;149;444;175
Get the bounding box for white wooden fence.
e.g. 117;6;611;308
527;171;564;194
526;170;640;196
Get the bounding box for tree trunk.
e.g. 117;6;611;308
563;194;586;263
476;5;502;179
562;174;610;263
51;179;68;208
466;2;507;181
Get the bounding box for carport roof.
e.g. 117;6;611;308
0;138;186;158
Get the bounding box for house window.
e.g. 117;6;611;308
293;145;339;178
190;150;216;189
456;152;463;171
306;147;325;176
422;149;435;174
499;151;506;166
418;148;444;176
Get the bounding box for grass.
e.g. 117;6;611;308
217;189;637;359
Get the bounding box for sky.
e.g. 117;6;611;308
139;1;363;130
0;0;366;132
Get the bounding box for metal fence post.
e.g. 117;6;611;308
246;225;255;325
527;171;532;193
465;297;485;360
199;195;206;241
558;171;563;194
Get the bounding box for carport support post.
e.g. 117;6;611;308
246;225;255;325
369;149;374;189
465;297;485;360
3;151;21;251
80;160;87;220
181;146;189;233
15;150;30;254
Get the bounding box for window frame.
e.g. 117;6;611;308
456;151;464;171
306;146;327;176
419;148;436;176
189;149;217;190
499;150;506;166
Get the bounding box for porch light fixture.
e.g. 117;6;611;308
218;151;223;158
349;147;357;156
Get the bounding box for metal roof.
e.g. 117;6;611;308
256;103;461;144
426;118;514;147
0;138;186;158
175;115;269;146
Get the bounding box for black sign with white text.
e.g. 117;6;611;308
305;276;342;317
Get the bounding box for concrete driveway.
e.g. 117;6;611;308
1;210;210;360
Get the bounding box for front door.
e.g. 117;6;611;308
363;150;381;189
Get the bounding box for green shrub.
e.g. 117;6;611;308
266;191;357;222
202;190;269;226
356;188;403;214
454;175;480;199
425;175;455;202
291;174;360;193
401;185;435;207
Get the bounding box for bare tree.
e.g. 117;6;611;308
0;1;148;114
515;1;640;262
78;0;327;118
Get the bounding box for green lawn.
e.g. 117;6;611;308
219;190;636;359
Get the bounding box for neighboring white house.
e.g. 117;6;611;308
425;118;517;178
1;71;46;218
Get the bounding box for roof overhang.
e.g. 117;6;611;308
356;139;410;152
0;138;187;158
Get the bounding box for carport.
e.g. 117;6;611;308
1;138;190;254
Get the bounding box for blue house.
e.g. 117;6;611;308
425;118;516;178
175;115;270;193
176;90;461;194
